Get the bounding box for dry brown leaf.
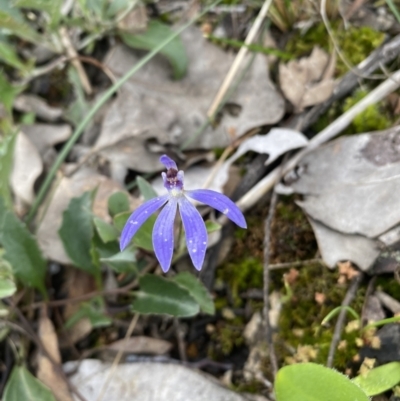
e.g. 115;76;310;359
279;47;335;112
10;132;43;206
107;336;172;355
97;26;284;176
37;312;74;401
59;268;96;345
14;94;63;121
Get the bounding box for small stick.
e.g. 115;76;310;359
95;314;140;401
327;273;364;368
269;258;322;270
207;0;273;118
263;188;279;378
59;27;93;95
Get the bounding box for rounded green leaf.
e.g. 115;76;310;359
173;272;215;315
108;192;130;217
93;217;119;243
137;176;158;201
132;274;199;317
275;363;369;401
3;366;56;401
352;362;400;396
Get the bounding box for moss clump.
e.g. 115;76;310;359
313;88;391;134
209;317;245;358
218;257;263;306
275;263;365;369
285;23;385;76
375;275;400;302
342;89;390;133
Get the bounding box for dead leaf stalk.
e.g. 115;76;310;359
263;188;279;378
326;273;364;368
94;313;140;401
207;0;273;119
59;27;93;95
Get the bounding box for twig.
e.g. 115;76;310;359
207;0;273;118
95;314;139;401
59;27;93;95
269;258;322;270
174;318;187;362
236;68;400;213
24;262;156;311
361;276;377;327
263;189;279;378
326;273;364;368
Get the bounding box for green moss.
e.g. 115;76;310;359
276;263;365;369
313;88;392;134
286;23;385;76
342;89;390;133
375;275;400;302
209;318;245;357
218;257;263;306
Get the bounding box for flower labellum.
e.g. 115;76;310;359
120;155;247;272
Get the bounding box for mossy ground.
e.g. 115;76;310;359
212;196;367;376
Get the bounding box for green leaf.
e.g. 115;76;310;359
93;217;119;243
0;134;17;208
0;71;24;114
108;191;130;217
137;176;158;201
173;272;215;314
100;246;138;273
0;40;30;72
14;0;63;26
119;20;188;79
113;210;155;251
113;211;131;231
352;362;400;396
0;207;46;294
132;274;199;317
0;258;16;298
64;67;90;127
0;10;43;44
205;220;221;234
275;363;369;401
133;214;155;251
59;191;99;276
3;365;56;401
65;299;111;329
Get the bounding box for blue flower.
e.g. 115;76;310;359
120;155;247;272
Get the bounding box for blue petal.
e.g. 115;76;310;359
160;154;178;170
120;195;169;251
178;196;208;271
153;198;178;272
185;189;247;228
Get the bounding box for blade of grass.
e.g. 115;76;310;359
26;0;222;225
386;0;400;24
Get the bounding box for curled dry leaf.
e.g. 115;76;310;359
10;131;43;206
279;46;335;112
14;94;63;121
37;313;74;401
22;123;72;156
97;26;284;176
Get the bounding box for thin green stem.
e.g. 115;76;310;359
26;0;222;225
385;0;400;24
